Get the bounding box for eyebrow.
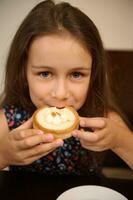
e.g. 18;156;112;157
31;65;91;71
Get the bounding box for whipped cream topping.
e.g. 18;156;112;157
36;107;76;130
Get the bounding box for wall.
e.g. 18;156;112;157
0;0;133;91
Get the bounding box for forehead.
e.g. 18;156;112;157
28;34;92;68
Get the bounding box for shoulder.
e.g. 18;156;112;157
0;109;9;136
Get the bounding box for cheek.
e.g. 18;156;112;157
81;79;90;97
28;81;45;101
29;82;38;96
79;86;89;102
75;82;90;107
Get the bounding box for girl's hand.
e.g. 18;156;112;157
72;112;130;152
1;117;63;166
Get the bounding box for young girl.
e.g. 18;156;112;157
0;0;133;174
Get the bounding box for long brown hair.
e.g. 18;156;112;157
0;0;120;118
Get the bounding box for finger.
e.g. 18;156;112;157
29;147;56;160
20;134;54;149
72;130;99;143
83;128;106;141
17;117;33;130
12;129;44;141
79;133;104;146
23;139;63;158
81;143;105;152
19;133;55;149
81;138;108;151
20;148;55;165
79;117;106;129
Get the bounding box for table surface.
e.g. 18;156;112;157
0;170;132;199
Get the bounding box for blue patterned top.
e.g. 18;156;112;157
3;105;102;176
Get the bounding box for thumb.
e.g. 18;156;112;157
17;117;33;130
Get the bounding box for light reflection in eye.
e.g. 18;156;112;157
40;71;52;78
71;72;83;79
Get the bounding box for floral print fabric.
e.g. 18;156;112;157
3;105;101;176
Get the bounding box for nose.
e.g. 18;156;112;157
51;78;70;100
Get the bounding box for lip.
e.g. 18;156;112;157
50;105;67;108
48;104;74;108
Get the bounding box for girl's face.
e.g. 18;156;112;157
27;34;92;110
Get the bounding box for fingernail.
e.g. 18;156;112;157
55;140;64;146
37;130;44;135
80;120;86;127
46;134;54;140
72;131;78;137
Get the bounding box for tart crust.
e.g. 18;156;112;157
33;106;79;139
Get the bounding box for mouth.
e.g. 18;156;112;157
47;104;74;109
45;100;76;109
50;105;67;109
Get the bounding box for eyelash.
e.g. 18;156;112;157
38;71;85;79
71;72;84;79
39;71;52;78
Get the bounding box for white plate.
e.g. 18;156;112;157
56;185;128;200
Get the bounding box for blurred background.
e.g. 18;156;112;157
0;0;133;176
0;0;133;91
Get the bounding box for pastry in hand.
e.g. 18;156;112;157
33;106;79;139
